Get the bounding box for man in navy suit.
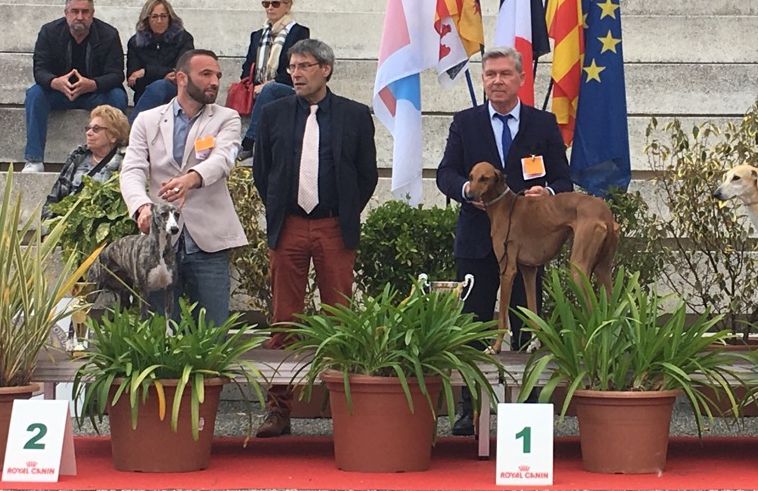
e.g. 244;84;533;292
253;39;378;437
437;47;572;435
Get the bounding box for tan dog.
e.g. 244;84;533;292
467;162;620;353
713;164;758;231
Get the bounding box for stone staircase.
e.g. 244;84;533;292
1;0;757;211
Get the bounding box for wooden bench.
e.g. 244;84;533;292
33;348;535;459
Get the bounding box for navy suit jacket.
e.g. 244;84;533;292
253;92;378;249
437;103;573;259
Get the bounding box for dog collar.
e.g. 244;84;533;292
485;189;511;207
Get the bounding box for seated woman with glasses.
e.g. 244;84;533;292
126;0;194;124
237;0;310;161
41;105;130;220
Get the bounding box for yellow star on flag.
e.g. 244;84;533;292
598;30;621;53
583;59;606;82
582;13;589;29
597;0;620;19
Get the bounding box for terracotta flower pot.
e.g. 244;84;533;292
108;378;225;472
573;389;679;474
321;370;440;472
0;384;40;465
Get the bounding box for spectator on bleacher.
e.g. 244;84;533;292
126;0;194;124
41;105;130;220
23;0;127;173
236;0;309;161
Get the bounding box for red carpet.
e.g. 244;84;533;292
2;436;757;490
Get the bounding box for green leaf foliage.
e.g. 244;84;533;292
282;279;502;419
72;300;268;440
356;201;458;297
644;99;758;339
0;169;97;386
45;174;137;264
517;267;748;433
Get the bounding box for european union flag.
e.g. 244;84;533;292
570;0;631;196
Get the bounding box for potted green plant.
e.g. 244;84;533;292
0;169;99;465
284;280;500;472
72;300;268;472
517;267;746;474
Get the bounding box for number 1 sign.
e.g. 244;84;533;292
496;403;553;486
2;400;76;482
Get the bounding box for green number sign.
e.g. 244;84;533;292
23;423;47;450
515;426;531;453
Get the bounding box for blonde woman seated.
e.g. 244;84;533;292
42;105;130;220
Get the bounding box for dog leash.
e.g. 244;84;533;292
493;189;525;276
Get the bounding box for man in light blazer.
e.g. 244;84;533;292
253;39;378;437
437;47;572;435
120;49;247;326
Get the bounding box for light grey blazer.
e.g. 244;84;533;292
120;100;247;253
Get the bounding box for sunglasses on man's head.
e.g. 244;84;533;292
261;1;283;8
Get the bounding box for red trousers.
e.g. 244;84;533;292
264;215;356;413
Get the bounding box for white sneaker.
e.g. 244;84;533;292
21;161;44;173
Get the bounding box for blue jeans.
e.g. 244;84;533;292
148;248;231;328
24;84;128;162
244;81;294;142
129;79;177;125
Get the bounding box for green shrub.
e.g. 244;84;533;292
356;201;458;297
45;174;137;263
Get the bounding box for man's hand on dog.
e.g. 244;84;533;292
523;186;550;197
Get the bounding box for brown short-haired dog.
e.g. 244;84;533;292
467;162;620;353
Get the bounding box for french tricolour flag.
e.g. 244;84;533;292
494;0;536;105
373;0;438;205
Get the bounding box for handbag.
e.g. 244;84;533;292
225;65;255;116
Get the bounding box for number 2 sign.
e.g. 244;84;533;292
496;403;553;486
2;400;76;482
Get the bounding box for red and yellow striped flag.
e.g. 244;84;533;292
546;0;584;146
436;0;484;57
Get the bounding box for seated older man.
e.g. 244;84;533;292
23;0;127;172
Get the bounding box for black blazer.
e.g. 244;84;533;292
33;17;125;91
253;92;378;249
437;103;573;259
126;26;194;102
240;23;310;85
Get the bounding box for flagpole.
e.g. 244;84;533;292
542;78;553;111
464;69;478;107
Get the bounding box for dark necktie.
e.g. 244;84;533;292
495;113;513;167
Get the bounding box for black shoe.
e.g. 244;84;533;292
237;149;253;162
452;412;475;436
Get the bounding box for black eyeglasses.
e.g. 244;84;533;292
85;124;109;133
286;62;320;74
261;1;284;8
150;14;169;20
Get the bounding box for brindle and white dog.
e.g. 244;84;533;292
88;203;181;317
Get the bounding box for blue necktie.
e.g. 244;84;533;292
495;113;513;167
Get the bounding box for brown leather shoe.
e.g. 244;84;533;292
255;411;291;438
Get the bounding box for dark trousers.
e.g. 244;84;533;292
265;215;356;414
456;252;543;413
456;251;543;351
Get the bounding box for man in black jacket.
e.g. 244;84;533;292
253;39;378;437
23;0;127;172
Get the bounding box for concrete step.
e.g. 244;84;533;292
0;105;738;171
3;0;754;17
2;52;756;114
2;4;756;62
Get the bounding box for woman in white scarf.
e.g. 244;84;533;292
238;0;310;160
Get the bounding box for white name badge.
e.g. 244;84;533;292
2;400;76;482
496;403;553;486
